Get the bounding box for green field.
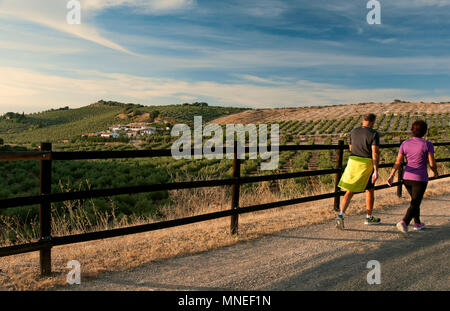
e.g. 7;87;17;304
0;104;449;246
0;101;248;144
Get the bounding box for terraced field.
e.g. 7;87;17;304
212;101;450;124
274;112;449;139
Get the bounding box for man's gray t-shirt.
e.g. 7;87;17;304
349;126;380;158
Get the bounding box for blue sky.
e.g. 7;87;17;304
0;0;449;114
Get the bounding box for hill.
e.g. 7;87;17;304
211;101;450;125
0;101;248;144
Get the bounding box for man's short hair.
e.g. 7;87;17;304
363;113;376;123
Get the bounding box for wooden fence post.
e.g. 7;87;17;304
396;141;404;198
333;140;344;212
40;142;52;276
396;140;404;198
230;140;240;235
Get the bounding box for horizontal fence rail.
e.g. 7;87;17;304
0;168;341;210
0;141;449;277
1;142;449;162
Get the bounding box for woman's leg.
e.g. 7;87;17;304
412;182;428;224
403;180;427;225
403;181;415;225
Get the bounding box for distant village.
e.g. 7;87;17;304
83;120;171;139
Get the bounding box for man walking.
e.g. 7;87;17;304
336;113;381;229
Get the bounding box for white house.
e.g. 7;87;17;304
101;132;120;138
143;127;157;135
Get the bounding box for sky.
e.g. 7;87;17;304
0;0;449;114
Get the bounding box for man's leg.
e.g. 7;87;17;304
341;191;354;214
336;191;353;229
366;188;375;216
364;188;381;224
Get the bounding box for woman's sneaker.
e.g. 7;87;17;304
396;221;408;234
336;215;344;230
364;216;381;225
413;222;425;230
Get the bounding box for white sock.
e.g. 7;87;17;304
339;212;345;217
367;214;372;219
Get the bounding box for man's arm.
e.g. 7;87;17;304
371;145;379;183
348;132;352;152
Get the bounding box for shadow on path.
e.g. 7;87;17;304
264;220;450;290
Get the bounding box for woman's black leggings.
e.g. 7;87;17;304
403;180;428;225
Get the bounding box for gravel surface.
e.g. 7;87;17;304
60;194;450;291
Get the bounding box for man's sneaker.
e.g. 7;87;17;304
364;216;381;225
413;222;425;231
396;221;408;234
336;215;344;230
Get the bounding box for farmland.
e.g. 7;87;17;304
0;101;248;145
0;101;449;246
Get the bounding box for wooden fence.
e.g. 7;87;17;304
0;141;449;276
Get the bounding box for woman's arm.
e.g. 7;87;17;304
387;153;404;186
428;153;439;177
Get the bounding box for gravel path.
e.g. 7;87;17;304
62;194;450;291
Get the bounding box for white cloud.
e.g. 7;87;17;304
0;0;194;55
181;49;450;75
0;0;135;54
239;0;287;18
234;74;289;85
0;39;84;54
1;67;443;114
82;0;195;13
393;0;450;7
370;38;397;45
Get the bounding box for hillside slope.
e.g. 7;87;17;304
211;102;450;124
0;101;248;144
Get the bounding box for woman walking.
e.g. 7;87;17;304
387;120;439;234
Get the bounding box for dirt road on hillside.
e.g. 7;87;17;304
59;194;450;291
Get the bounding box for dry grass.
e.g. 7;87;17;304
0;180;152;247
0;167;449;291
